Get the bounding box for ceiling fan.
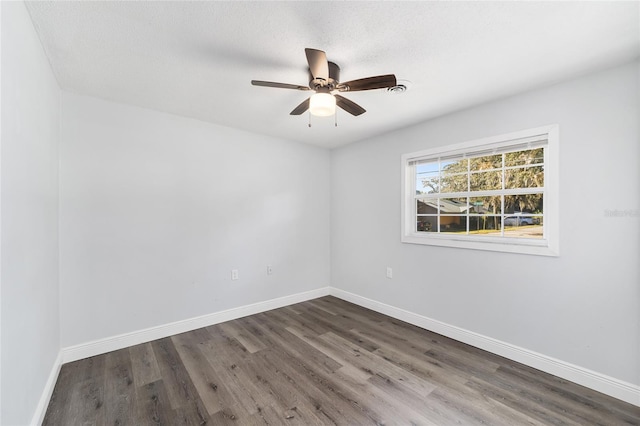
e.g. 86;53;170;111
251;48;397;117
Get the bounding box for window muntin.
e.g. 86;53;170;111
402;126;559;256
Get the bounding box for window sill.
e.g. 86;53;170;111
401;233;559;257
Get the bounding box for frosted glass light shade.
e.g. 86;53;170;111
309;93;336;117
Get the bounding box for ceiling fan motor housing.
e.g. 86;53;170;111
310;61;341;90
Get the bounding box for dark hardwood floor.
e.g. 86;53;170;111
43;296;640;425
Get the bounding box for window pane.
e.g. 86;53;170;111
416;199;438;215
441;173;467;193
505;165;544;189
505;148;544;167
470;154;502;171
416;162;439;194
441;158;467;174
439;216;466;233
470;171;502;191
417;216;437;232
504;194;543;214
469;216;502;235
439;198;468;214
469;196;502;214
503;215;543;239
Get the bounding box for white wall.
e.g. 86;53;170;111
1;2;61;425
59;94;331;347
331;61;640;386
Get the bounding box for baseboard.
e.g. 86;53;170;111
329;287;640;407
61;286;331;364
30;351;63;426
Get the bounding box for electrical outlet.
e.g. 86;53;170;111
231;269;239;280
386;267;393;279
267;265;273;275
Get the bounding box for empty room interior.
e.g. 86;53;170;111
1;1;639;425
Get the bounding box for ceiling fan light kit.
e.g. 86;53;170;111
251;48;397;121
309;91;336;117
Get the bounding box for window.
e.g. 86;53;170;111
401;125;559;256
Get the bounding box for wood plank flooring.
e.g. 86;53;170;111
43;296;640;425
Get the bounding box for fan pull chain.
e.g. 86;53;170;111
306;110;340;127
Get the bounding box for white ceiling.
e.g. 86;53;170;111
25;1;639;148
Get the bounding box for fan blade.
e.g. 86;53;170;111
290;98;310;115
251;80;309;91
337;74;397;92
335;94;366;116
305;48;329;82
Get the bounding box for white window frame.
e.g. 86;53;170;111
401;125;559;256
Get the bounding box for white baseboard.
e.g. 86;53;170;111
30;351;63;426
329;287;640;408
61;287;330;363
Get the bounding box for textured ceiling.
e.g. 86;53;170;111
25;1;640;148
